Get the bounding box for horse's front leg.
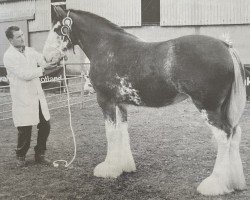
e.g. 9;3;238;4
94;96;136;178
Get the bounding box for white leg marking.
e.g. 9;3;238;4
94;119;123;178
94;106;135;178
229;126;246;190
120;122;136;173
197;125;233;195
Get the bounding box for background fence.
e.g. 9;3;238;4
0;63;97;121
2;63;250;121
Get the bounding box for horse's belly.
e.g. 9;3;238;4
168;93;189;105
138;92;188;107
128;78;187;107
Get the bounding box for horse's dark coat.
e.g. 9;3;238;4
46;8;248;194
51;7;244;134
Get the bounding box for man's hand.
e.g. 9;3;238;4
41;53;68;73
42;62;58;71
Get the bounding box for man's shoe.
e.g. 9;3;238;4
35;154;51;165
16;156;26;167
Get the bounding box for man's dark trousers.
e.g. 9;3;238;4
16;102;50;157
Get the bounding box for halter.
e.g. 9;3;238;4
61;11;73;43
43;11;73;61
52;10;77;168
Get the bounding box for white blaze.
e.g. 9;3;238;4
43;22;68;64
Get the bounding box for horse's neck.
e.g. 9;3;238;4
77;33;98;60
75;18;137;60
76;27;126;60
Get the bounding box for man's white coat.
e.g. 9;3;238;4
3;45;50;127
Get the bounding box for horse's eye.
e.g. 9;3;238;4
54;27;62;36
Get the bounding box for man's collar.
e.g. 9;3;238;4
10;44;26;53
16;46;25;53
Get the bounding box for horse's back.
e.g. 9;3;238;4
173;35;232;68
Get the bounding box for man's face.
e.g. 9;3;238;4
9;30;25;48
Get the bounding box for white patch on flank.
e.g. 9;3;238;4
107;51;114;63
94;106;136;178
108;51;114;58
117;76;141;105
163;43;175;75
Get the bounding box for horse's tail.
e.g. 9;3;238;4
223;46;246;129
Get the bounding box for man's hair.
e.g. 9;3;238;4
5;26;20;39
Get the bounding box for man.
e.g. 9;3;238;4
3;26;55;167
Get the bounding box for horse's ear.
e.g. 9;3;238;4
51;5;60;25
51;5;67;24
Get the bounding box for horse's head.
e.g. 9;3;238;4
43;6;77;64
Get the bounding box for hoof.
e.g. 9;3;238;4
231;177;247;191
94;161;123;178
234;183;247;191
230;167;247;191
197;175;233;196
122;160;136;173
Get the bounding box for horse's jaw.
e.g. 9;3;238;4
43;45;64;64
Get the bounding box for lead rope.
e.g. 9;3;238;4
52;56;77;168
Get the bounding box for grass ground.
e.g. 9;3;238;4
0;98;249;200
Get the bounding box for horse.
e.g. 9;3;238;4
43;6;247;196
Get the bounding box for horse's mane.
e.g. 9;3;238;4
71;9;128;34
52;6;139;39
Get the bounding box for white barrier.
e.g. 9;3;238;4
0;63;96;121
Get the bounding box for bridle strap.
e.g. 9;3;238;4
61;10;73;44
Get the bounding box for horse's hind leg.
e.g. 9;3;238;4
197;110;246;195
229;125;246;190
94;95;136;178
197;117;232;195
